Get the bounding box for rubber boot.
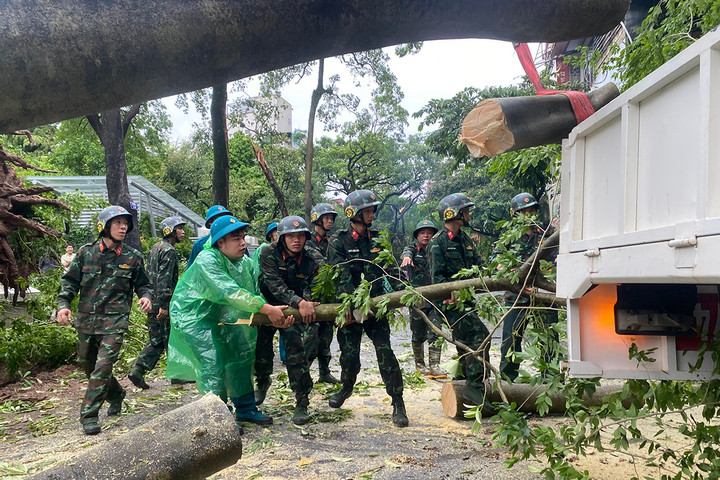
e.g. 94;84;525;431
328;385;353;408
82;418;101;435
391;396;409;428
412;341;429;374
427;346;447;378
233;393;274;425
128;366;149;390
254;378;271;406
318;358;341;384
292;397;310;425
107;388;126;416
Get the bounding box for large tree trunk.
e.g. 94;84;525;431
303;58;328;223
27;394;242;480
211;84;231;207
460;83;620;157
441;380;625;418
87;108;142;250
0;0;631;132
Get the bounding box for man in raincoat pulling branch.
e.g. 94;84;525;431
166;215;292;428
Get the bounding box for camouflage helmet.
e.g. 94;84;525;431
97;205;133;235
437;193;474;222
277;215;311;241
510;192;538;216
160;216;186;238
344;189;380;218
413;219;438;239
310;203;338;224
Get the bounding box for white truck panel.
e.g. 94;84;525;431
558;28;720;380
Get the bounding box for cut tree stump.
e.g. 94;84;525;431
28;394;242;480
459;83;620;157
441;380;623;418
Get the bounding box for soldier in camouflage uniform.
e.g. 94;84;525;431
400;219;446;377
496;192;559;382
428;193;490;404
256;216;320;425
56;206;153;435
304;203;340;384
128;216;186;390
327;190;408;428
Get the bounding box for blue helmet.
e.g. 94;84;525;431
205;205;233;228
210;216;249;247
266;222;279;242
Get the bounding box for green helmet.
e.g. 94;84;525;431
277;215;311;240
97;205;133;235
437;193;474;222
510;192;538;216
310;203;338;224
413;219;438;238
160;216;186;238
344;189;380;218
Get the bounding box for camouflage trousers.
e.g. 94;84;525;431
76;332;125;422
303;321;334;369
255;323;313;401
499;302;559;381
410;305;441;345
443;303;490;390
336;315;403;397
135;311;170;373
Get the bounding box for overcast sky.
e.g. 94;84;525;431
162;39;538;142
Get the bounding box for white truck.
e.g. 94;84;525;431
557;28;720;381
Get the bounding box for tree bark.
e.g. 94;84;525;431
0;0;631;132
252;142;288;217
239;275;561;326
441;380;625;418
303;58;328;223
211;84;231;208
460;83;620;157
87;108;142;250
27;394;242;480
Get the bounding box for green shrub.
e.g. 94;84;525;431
0;320;77;379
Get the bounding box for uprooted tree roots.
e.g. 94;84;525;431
0;141;69;303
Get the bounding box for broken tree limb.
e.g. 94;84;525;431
0;1;630;132
459;83;620;157
441;380;624;418
240;276;561;326
28;394;242;480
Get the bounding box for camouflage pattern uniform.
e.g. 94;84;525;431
135;239;179;375
401;238;438;344
328;228;404;398
256;242;319;406
56;240;152;424
497;225;559;381
428;227;490;390
304;231;336;379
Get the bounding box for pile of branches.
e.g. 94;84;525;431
0;138;68;303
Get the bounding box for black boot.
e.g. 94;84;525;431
427;346;447;378
107;388;126;416
128;366;149;390
411;342;428;374
292;398;310;425
328;385;353;408
391;396;409;428
318;358;341;384
254;378;271;406
82;418;101;435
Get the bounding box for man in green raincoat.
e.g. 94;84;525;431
167;215;292;428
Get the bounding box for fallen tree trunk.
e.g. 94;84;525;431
441;380;624;418
240;275;562;326
28;394;242;480
0;0;630;132
460;83;620;157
